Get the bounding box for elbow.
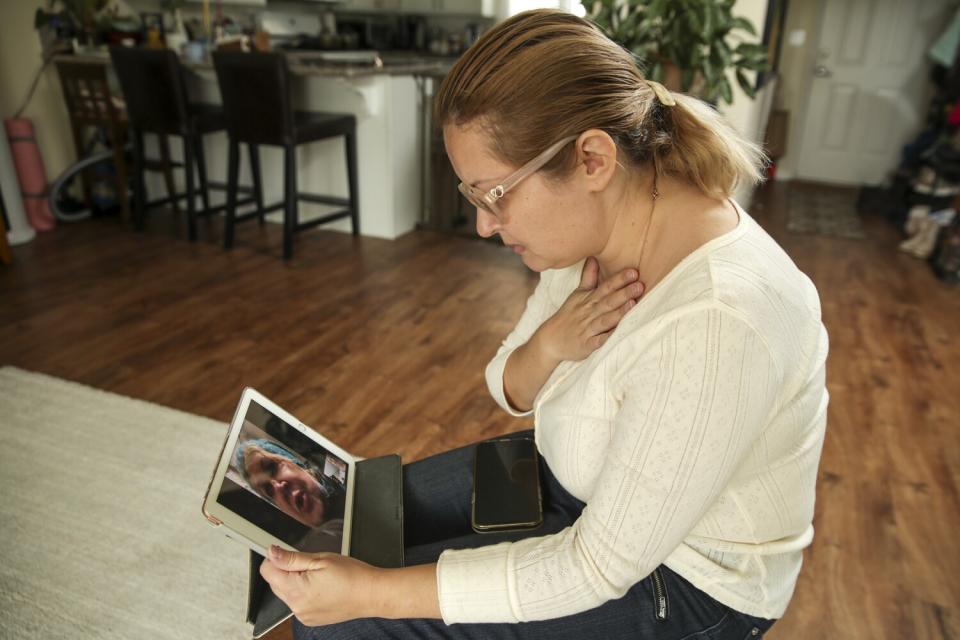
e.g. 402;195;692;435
572;531;638;604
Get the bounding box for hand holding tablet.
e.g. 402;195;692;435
206;389;405;636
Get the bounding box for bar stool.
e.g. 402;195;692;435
109;46;260;241
212;51;359;260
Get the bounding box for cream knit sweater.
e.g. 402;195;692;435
436;205;829;624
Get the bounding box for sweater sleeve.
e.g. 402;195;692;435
438;306;781;623
484;269;565;417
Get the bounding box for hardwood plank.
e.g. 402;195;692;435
1;182;958;639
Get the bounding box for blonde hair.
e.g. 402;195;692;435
435;9;766;199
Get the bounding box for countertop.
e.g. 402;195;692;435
55;50;455;78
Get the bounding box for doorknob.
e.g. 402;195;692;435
813;65;833;78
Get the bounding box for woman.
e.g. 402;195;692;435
260;10;828;639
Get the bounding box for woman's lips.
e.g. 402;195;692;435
508;244;526;254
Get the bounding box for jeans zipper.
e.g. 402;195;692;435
651;567;669;621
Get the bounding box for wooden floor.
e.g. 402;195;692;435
1;182;958;639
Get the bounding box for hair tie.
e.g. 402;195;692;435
645;79;677;107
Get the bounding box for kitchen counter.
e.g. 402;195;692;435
55;50;452;78
286;60;446;78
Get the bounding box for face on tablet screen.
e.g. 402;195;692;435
217;400;349;552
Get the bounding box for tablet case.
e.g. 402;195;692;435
246;454;404;638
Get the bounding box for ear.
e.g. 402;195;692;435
575;129;619;193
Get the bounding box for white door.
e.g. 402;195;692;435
796;0;950;185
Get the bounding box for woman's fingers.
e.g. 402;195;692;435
600;280;643;311
584;276;642;316
598;268;639;297
588;329;613;350
549;267;644;362
269;546;331;572
590;299;636;336
578;256;600;290
579;273;642;350
590;270;643;310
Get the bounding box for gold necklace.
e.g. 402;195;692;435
636;176;660;273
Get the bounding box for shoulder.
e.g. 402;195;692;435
706;211;825;359
647;207;819;327
610;209;824;376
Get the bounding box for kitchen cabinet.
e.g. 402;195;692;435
347;0;402;10
433;0;494;16
342;0;493;16
401;0;435;12
185;0;266;6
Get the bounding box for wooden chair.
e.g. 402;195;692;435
55;59;132;221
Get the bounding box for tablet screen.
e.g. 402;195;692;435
217;399;349;553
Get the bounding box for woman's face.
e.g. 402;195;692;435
443;124;607;272
244;448;326;528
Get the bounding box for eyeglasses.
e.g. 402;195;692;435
458;135;579;216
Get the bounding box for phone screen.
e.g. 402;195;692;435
473;438;542;531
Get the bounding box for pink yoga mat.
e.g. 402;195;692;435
4;117;55;231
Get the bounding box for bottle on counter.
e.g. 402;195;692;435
166;9;188;54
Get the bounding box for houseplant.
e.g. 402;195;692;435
582;0;769;104
34;0;110;48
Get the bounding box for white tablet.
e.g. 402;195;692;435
202;387;356;557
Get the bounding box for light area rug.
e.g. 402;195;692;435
0;367;251;639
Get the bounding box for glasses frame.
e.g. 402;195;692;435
458;135;579;215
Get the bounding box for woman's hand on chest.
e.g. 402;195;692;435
537;257;644;363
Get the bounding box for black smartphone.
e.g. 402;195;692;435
471;437;543;533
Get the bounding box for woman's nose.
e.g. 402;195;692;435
475;207;499;238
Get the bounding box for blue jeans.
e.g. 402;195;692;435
295;430;777;639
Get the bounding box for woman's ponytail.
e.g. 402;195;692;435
649;92;767;199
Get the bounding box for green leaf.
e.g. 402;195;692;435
719;76;733;104
648;0;667;18
684;4;702;38
714;39;732;66
735;42;766;57
736;69;757;98
701;55;714;88
730;16;757;36
689;1;705;37
702;82;717;102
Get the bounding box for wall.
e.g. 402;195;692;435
0;0;76;181
719;0;772;205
